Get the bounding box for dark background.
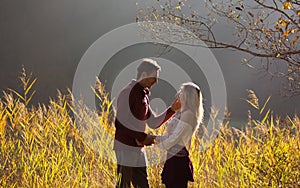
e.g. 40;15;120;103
1;0;299;122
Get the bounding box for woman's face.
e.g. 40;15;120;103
178;89;185;105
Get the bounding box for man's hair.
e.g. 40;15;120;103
136;58;161;79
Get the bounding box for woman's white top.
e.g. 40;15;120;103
156;117;195;151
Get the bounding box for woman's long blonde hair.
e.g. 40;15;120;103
180;82;204;128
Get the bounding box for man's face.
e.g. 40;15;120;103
144;71;158;88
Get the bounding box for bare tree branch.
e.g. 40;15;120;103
137;0;300;96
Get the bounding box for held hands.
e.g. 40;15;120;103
136;134;156;146
135;99;180;147
171;98;181;112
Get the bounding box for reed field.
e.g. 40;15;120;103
0;70;299;187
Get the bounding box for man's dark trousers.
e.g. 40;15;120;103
115;150;149;188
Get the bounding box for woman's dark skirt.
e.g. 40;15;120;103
161;154;194;185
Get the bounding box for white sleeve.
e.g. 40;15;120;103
155;135;168;144
156;120;193;150
155;118;178;144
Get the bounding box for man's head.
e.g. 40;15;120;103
137;58;161;88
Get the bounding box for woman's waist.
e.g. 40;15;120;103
167;144;189;157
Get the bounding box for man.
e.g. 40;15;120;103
114;58;181;188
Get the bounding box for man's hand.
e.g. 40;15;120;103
136;134;156;146
171;98;181;112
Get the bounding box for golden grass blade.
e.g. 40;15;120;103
244;99;259;110
26;90;36;106
261;109;270;125
287;116;296;128
7;88;25;102
260;96;271;115
25;78;37;96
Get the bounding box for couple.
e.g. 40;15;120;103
113;58;203;188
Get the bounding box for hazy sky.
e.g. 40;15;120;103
0;0;299;122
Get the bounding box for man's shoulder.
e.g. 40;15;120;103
118;80;136;97
120;82;133;93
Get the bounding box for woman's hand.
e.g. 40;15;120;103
171;98;181;112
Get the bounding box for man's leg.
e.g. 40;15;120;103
115;149;149;188
116;164;132;188
115;150;133;188
165;181;188;188
131;149;149;188
132;166;149;188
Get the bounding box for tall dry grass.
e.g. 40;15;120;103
0;69;299;187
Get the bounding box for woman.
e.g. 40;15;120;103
155;82;204;188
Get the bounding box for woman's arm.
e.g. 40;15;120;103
155;116;179;144
146;98;181;129
156;111;194;150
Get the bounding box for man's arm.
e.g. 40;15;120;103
116;89;147;142
136;134;156;146
117;122;148;142
146;98;181;129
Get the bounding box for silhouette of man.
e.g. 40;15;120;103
114;58;181;188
